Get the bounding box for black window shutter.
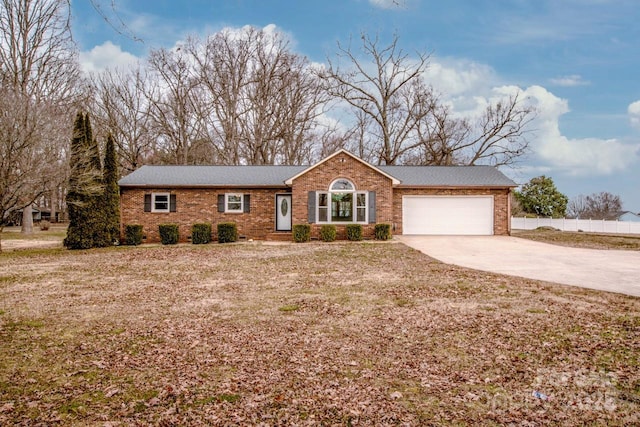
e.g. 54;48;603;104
308;191;316;223
368;191;376;223
243;194;250;213
217;194;225;212
170;194;177;212
144;194;151;212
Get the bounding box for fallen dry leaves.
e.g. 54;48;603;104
0;241;638;425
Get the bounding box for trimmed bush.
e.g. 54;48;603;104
159;224;179;245
293;224;311;243
319;224;336;242
39;220;50;231
191;223;212;244
374;223;392;240
217;222;238;243
346;224;363;241
125;224;143;246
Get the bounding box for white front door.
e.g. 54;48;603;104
276;194;292;231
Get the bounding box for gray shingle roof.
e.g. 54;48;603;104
379;165;517;187
118;164;516;188
118;165;306;187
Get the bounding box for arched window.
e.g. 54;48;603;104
317;179;367;223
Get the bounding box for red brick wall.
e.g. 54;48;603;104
119;159;513;241
290;152;394;239
392;188;512;235
120;187;286;243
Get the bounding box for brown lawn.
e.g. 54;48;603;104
0;238;639;425
513;228;640;251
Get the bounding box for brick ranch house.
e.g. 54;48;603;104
118;149;516;243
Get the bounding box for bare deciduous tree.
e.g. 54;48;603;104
90;63;155;173
569;192;623;220
146;47;201;165
409;94;535;166
567;194;588;219
0;0;80;240
187;31;250;164
323;33;535;166
321;33;435;165
190;27;328;165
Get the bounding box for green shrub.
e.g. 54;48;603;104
374;223;392;240
346;224;363;241
217;222;238;243
159;224;179;245
292;224;311;243
319;224;336;242
125;224;143;246
191;223;212;244
39;220;51;231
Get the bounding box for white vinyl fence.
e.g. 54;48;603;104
511;217;640;235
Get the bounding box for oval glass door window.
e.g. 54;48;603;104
280;198;289;217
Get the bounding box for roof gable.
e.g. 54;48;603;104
284;149;400;185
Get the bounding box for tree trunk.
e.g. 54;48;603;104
50;187;57;223
21;205;34;234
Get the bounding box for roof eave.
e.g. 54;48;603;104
119;183;291;189
395;184;517;189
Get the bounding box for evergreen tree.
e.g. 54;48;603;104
64;112;91;248
84;114;113;248
102;133;120;244
64;112;104;249
514;175;568;218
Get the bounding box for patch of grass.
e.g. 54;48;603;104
394;298;413;307
59;399;87;416
217;393;241;403
526;308;547;314
4;319;45;331
278;304;300;313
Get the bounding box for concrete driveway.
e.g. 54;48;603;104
398;236;640;297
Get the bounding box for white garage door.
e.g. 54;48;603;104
403;196;494;235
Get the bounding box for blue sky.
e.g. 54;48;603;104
72;0;640;212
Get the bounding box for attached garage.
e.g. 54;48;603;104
402;195;494;235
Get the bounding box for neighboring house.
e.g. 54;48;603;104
618;211;640;222
118;149;516;242
4;206;52;226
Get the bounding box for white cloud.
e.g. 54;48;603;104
549;74;590;87
424;57;497;98
423;58;640;176
520;86;640;175
629;100;640;129
79;41;139;73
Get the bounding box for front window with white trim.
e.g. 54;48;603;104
318;179;367;223
225;193;244;213
152;193;170;212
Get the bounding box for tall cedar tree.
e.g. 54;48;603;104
102;133;120;244
85;114;111;247
64;113;104;249
64;113;91;248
